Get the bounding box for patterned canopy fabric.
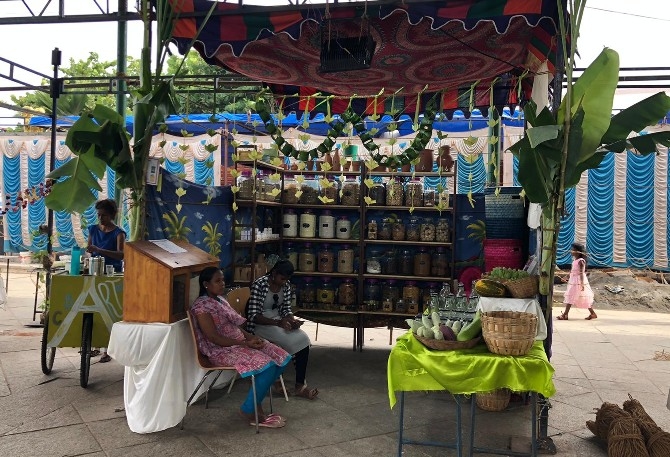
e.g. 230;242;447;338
170;0;564;114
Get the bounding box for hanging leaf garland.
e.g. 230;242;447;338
254;92;438;168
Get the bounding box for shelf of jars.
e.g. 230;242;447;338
292;271;357;278
283;237;358;244
236;199;282;207
234;159;284;172
362;171;455;179
364;205;453;212
362;273;452;282
363;240;452;247
282;204;360;210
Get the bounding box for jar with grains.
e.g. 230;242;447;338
405;179;423;207
382;279;400;302
386;178;404;206
318;210;335;239
317;279;336;308
392;221;405;241
283;209;298;238
337;244;355;274
319;178;339;204
237;170;254;199
298;244;315;272
366;249;382;274
285;243;298;270
338;279;357;309
317;244;335;273
438;189;451;207
435;218;450;242
406;216;421;241
379;218;392;240
364;279;381;311
381;250;397;275
413;248;431;276
282;176;299;203
398;249;414;276
299;176;319;204
368;183;385;206
403;281;420;310
340;180;360;205
336;216;352;239
431;247;450;277
422;282;441;310
299;210;316;238
300;277;316;308
423;188;436;207
367;219;378;240
420;218;436;242
255;171;266;201
263;172;281;202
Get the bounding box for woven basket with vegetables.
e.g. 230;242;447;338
485;267;539;299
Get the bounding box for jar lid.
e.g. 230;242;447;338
405;281;416;286
304;277;313;283
339;215;348;220
367;279;378;284
387;279;396;285
322;210;332;215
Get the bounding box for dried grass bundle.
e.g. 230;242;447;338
589;402;630;441
623;394;657;426
607;417;649;457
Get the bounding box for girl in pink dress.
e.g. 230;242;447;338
191;267;290;428
557;243;597;320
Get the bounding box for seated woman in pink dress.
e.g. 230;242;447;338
190;267;290;428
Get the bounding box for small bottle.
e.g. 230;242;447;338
439;282;451;312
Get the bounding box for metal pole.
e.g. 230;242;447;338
115;0;128;221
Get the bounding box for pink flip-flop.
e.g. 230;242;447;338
250;415;286;428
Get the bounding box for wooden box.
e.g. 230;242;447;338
122;240;219;323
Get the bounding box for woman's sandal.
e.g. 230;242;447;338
585;314;597;320
294;385;319;400
250;414;286;428
556;313;569;320
99;354;112;363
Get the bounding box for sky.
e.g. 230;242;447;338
0;0;668;123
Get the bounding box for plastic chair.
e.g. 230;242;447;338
226;287;289;402
182;310;272;433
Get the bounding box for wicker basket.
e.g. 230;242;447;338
476;388;511;411
502;276;539;299
413;334;481;351
481;311;537;356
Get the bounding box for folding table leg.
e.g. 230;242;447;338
397;391;405;457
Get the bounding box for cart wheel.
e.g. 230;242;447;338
41;312;56;374
80;313;93;388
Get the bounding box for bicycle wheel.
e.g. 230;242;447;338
40;311;56;374
80;313;93;388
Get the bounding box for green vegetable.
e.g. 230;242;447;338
457;311;482;341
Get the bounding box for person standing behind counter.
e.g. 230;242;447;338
87;199;126;273
87;198;126;363
247;260;319;400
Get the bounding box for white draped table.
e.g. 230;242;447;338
108;319;233;433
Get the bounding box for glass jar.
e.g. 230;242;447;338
382;279;401;302
368;183;385;206
340;179;360;206
237;170;254;199
403;281;421;312
338;279;357;309
299;176;319;204
299;210;316;238
379;218;392;240
405;179;423;207
317;244;335;273
299;277;317;309
386;178;404;206
422;282;441;311
414;247;431;276
420;218;436;242
285;243;298;270
423;188;436;207
318;210;335;239
431;247;450;277
367;219;378;240
282;176;299;204
392;221;405;241
398;249;414;276
298;243;316;272
263;172;281;202
317;279;336;308
364;279;381;311
336;216;352;239
283;209;298;237
435;218;450;242
337;244;355;274
438;188;450;207
381;250;397;275
255;170;266;201
319;177;339;204
366;249;382;274
406;216;421;241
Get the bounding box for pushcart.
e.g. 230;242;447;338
41;273;123;387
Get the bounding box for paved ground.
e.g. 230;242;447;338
1;265;669;456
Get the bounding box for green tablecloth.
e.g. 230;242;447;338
387;332;555;408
